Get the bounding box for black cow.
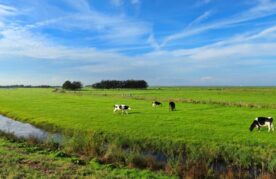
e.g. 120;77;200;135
169;101;176;111
249;117;274;132
152;101;162;107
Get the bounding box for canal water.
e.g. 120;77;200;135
0;115;61;143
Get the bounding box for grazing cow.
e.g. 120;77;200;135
113;104;131;114
152;101;162;107
249;117;274;132
169;101;176;111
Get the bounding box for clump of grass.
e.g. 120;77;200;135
102;142;126;165
52;88;66;93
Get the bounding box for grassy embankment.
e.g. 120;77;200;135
0;87;276;177
0;133;172;178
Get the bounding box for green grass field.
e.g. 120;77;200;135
0;88;275;144
0;87;276;177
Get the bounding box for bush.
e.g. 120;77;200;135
92;80;148;89
62;81;83;90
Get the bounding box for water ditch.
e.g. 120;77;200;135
0;115;167;164
0;114;272;178
0;115;62;143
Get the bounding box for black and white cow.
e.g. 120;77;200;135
152;101;162;107
249;117;274;132
113;104;131;114
169;101;176;111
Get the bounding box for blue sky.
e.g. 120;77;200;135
0;0;276;86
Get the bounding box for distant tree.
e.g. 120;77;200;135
71;81;83;90
92;80;148;89
62;81;72;90
62;81;83;90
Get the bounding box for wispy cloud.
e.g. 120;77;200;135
49;1;151;44
161;10;213;47
0;4;17;16
3;0;151;47
147;34;160;50
184;10;213;31
168;25;276;62
161;0;276;47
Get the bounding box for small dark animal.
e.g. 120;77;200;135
249;117;274;132
113;104;131;114
169;101;176;111
152;101;162;107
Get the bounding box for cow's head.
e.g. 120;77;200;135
249;120;258;131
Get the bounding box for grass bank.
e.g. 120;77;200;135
0;133;173;178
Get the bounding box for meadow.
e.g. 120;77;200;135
0;87;276;177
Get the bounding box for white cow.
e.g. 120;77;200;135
114;104;131;114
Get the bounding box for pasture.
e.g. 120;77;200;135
0;87;276;177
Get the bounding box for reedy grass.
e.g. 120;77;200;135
0;132;174;178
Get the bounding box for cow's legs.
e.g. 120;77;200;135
121;110;128;115
271;123;274;132
268;125;271;132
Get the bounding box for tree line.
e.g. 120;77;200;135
0;80;148;90
0;85;55;88
91;80;148;89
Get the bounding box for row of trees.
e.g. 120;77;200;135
0;85;54;88
61;79;148;90
92;80;148;89
0;79;148;90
